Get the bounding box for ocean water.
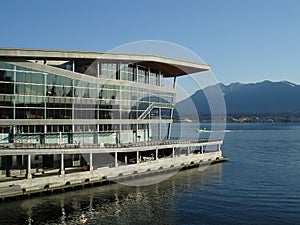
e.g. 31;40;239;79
0;123;300;225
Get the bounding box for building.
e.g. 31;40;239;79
0;48;224;197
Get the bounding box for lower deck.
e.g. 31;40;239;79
0;139;225;200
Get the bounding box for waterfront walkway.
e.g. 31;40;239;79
0;139;222;155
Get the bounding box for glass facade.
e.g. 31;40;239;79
0;60;175;144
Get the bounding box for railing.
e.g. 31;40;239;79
137;102;174;120
0;138;222;150
137;103;155;120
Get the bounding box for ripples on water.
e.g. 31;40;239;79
0;123;300;225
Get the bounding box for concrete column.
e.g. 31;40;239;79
21;155;24;168
147;124;150;141
172;147;175;158
156;148;158;160
158;107;162;140
118;124;121;144
124;154;128;164
188;146;191;155
201;146;204;154
60;154;65;175
158;122;161;140
136;125;138;142
44;124;47;144
217;144;221;151
89;153;93;171
115;152;118;167
137;151;139;164
27;155;32;179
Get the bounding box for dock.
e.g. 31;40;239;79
0;151;228;202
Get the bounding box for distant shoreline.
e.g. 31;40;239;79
174;113;300;123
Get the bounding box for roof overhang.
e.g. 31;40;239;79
0;47;210;77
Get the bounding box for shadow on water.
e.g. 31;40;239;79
0;164;223;225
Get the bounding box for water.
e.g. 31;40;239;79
0;123;300;225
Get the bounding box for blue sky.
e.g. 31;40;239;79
1;0;300;86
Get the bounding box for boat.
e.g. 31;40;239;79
197;128;207;133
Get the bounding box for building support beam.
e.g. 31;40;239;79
89;153;93;171
188;146;191;155
124;154;128;165
158;108;161;140
156;148;158;160
172;147;175;158
60;154;65;175
27;154;32;179
115;152;118;167
137;151;140;164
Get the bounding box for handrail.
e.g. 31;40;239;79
0;139;222;150
137;103;155;120
137;102;174;120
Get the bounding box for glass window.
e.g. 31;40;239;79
16;84;25;95
33;72;44;85
120;64;128;80
0;106;13;119
0;70;13;82
16;108;26;119
65;63;72;71
0;71;13;94
47;74;61;96
25;72;32;83
101;63;117;79
0;61;4;69
138;66;147;84
129;65;136;81
4;62;13;70
16;71;26;83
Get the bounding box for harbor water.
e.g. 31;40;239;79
0;123;300;224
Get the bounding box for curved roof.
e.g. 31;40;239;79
0;47;210;77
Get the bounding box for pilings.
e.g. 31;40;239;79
1;139;224;199
0;154;228;202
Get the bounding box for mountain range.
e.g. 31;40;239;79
175;80;300;117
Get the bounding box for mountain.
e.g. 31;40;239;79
175;80;300;117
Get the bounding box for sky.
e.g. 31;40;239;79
1;0;300;88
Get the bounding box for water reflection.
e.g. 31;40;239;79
0;164;223;225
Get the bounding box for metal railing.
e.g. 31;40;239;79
137;102;174;120
0;138;221;150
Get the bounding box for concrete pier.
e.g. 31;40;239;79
0;149;227;202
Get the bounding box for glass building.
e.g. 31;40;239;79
0;48;222;182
